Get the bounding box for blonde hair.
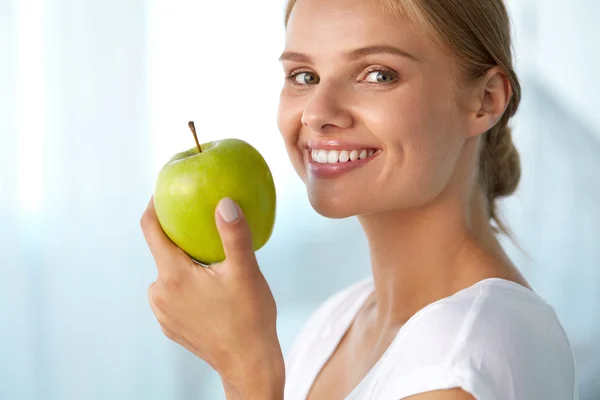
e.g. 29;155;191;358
284;0;522;236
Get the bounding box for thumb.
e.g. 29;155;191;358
215;198;258;268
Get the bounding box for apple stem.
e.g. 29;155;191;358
188;121;202;153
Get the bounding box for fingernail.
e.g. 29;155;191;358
217;198;239;223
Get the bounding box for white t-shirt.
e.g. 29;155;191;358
284;277;579;400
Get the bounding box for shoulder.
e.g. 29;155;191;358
394;278;574;362
440;278;575;370
376;279;577;400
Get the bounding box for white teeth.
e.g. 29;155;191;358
317;149;328;163
327;150;339;164
311;148;376;163
339;150;349;163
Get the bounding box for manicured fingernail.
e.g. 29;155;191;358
217;198;238;223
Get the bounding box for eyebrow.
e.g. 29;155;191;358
278;45;422;63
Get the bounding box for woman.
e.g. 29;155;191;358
140;0;578;398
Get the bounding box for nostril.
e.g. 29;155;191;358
320;124;337;133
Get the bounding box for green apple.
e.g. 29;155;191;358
153;121;276;264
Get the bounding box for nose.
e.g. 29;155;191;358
301;85;353;133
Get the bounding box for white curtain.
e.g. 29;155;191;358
1;0;180;399
1;0;598;399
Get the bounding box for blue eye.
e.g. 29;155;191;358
289;71;320;85
365;70;397;83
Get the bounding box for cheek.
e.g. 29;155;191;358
375;90;463;202
277;94;306;179
404;108;464;199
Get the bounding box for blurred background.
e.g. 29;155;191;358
1;0;598;398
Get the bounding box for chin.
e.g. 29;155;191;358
306;182;428;220
307;191;363;219
311;202;355;219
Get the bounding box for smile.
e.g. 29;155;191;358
307;148;381;179
310;148;378;164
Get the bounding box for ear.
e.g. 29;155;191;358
466;66;512;138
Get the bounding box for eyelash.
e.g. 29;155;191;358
285;67;399;87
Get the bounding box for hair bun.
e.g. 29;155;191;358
485;124;521;199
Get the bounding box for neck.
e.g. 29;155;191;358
357;186;515;329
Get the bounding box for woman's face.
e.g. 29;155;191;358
277;0;473;218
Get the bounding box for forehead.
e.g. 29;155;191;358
285;0;432;61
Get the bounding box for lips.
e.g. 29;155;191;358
304;140;381;179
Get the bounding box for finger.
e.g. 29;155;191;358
214;198;259;271
140;197;186;277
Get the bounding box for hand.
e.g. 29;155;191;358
140;197;285;399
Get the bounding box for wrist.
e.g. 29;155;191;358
221;353;285;400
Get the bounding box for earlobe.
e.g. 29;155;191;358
467;94;495;138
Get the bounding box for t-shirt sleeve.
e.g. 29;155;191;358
377;365;497;400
